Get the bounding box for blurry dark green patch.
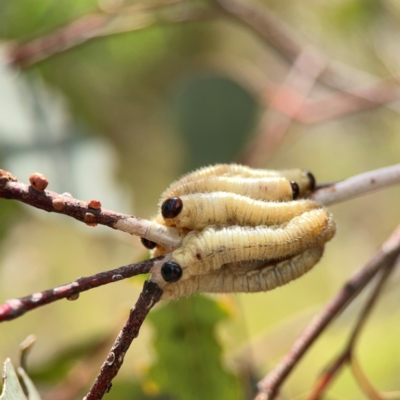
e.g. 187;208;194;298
172;75;257;170
147;295;243;400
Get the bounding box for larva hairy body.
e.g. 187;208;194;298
159;247;324;300
161;176;295;204
161;193;321;230
162;164;314;199
171;209;335;277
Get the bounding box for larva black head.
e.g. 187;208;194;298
161;261;182;282
305;170;316;191
290;181;300;200
162;197;183;219
140;237;157;250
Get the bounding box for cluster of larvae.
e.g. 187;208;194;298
144;164;336;300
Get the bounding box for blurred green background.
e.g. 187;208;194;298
1;1;400;399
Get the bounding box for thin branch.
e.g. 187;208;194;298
262;78;400;125
84;280;163;400
306;255;399;400
254;224;400;400
212;0;400;96
0;254;170;322
5;1;212;68
294;79;400;125
311;164;400;206
0;170;181;250
2;164;400;250
239;48;325;167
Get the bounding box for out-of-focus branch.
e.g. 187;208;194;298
312;164;400;206
0;170;181;250
0;254;170;322
239;48;325;167
5;1;212;68
212;0;400;95
261;77;400;125
306;255;399;400
254;225;400;400
84;280;163;400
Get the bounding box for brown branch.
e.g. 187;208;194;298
6;1;212;68
0;169;181;250
254;224;400;400
84;280;163;400
0;255;168;322
306;255;399;400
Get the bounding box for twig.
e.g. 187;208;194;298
254;225;400;400
84;280;163;400
311;164;400;206
2;163;400;248
239;48;325;167
306;255;399;400
212;0;400;95
5;1;212;68
0;170;181;250
294;79;400;125
0;254;170;322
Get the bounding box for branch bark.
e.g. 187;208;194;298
84;280;163;400
254;225;400;400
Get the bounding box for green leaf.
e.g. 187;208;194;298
17;368;41;400
0;359;26;400
147;296;243;400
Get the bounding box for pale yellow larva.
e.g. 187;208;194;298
159;247;324;300
162;164;314;200
171;209;335;276
161;176;296;204
161;193;321;230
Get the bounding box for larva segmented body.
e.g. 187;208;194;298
162;164;314;199
161;193;321;230
162;176;296;203
170;209;335;277
159;247;324;300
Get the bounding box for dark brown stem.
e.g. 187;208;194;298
0;170;147;231
84;280;163;400
0;169;181;248
0;255;166;322
254;224;400;400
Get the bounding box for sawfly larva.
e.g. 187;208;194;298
159;209;335;278
162;164;315;199
160;193;321;231
161;176;299;203
157;247;324;300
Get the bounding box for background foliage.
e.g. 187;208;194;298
1;0;400;399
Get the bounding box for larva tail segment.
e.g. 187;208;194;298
161;193;321;231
